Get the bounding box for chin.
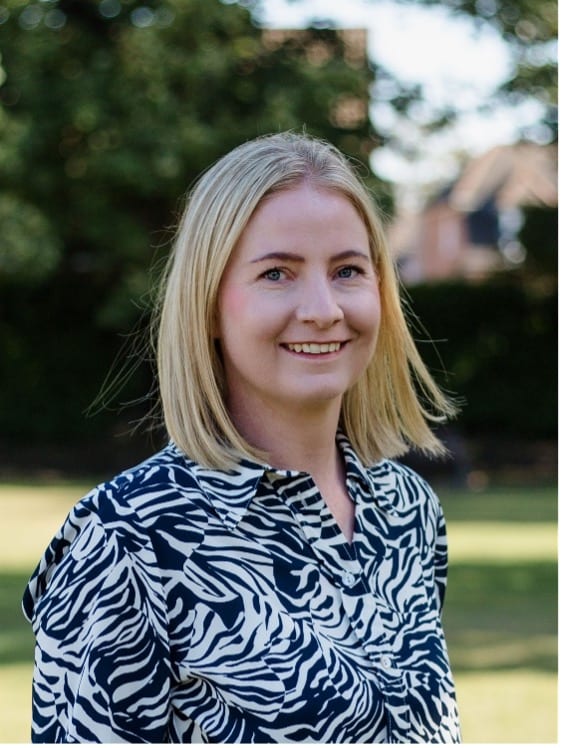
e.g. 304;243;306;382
286;387;348;409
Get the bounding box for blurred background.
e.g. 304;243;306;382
0;0;557;742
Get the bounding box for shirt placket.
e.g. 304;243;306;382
271;470;409;742
341;483;410;742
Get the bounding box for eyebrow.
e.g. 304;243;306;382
251;249;370;264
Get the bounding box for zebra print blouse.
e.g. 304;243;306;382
23;433;461;743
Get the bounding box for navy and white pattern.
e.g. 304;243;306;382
23;433;461;743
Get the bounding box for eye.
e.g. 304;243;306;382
262;267;286;282
336;264;363;279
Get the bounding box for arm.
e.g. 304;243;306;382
28;508;171;743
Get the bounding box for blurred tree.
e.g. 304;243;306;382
517;205;557;286
356;0;557;138
0;0;384;445
0;0;555;456
435;0;557;143
407;279;556;440
434;0;556;110
0;0;380;326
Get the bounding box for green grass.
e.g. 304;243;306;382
0;481;557;743
438;484;557;523
439;484;557;743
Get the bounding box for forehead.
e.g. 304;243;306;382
236;184;369;248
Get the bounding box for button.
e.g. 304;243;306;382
342;571;356;587
381;656;392;669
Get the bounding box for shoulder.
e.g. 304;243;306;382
365;458;441;517
100;442;202;507
364;459;446;555
23;443;204;623
53;443;205;540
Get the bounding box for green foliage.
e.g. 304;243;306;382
0;0;379;311
518;205;557;277
368;0;557;145
407;279;556;438
0;0;555;448
0;0;384;444
395;0;557;107
0;193;62;281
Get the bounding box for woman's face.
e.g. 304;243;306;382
216;184;381;422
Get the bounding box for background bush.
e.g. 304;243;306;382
408;278;556;440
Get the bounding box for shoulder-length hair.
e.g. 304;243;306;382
154;132;456;468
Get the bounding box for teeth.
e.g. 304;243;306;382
287;342;341;354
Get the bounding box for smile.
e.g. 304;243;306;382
284;342;342;354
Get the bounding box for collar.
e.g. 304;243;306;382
336;432;401;517
336;431;373;490
168;445;268;531
168;432;398;530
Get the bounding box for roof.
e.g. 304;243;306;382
449;142;558;212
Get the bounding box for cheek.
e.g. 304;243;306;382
218;284;289;344
355;287;382;336
216;284;251;340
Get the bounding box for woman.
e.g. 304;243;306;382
24;132;461;743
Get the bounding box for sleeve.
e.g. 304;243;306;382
411;472;449;616
433;502;448;613
28;507;172;743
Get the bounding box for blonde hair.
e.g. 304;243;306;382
155;132;456;468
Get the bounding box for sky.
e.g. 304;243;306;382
250;0;547;202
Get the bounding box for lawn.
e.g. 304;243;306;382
439;485;557;743
0;481;557;743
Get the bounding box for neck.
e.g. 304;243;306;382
228;396;353;542
228;397;343;476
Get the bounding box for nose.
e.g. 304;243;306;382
295;277;344;328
